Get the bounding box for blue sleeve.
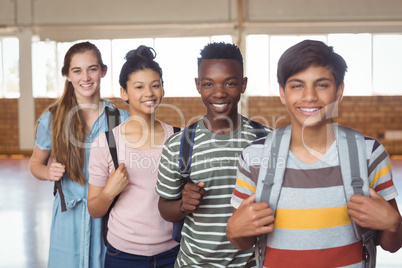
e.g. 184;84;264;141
118;108;130;123
35;111;52;151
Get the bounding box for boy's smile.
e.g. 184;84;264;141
279;65;344;130
195;59;247;132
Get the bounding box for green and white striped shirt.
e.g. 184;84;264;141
156;115;272;267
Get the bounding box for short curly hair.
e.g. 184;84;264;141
197;42;243;69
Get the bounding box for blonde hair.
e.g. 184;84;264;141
49;42;107;185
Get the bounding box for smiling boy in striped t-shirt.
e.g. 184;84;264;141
156;42;272;267
226;40;402;267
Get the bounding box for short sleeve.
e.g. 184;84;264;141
88;132;114;187
35;111;52;151
155;134;183;200
366;138;398;201
231;148;258;209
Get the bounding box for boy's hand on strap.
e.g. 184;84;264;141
227;194;274;239
181;181;206;213
347;188;400;232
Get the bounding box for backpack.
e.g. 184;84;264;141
254;125;377;268
53;106;121;214
172;119;268;243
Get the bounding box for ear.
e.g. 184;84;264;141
279;85;286;105
241;77;247;94
336;82;344;103
101;66;108;78
66;74;72;82
195;78;201;94
120;87;129;102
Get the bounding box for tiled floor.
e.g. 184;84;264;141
0;157;401;268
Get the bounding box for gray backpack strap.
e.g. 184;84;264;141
255;126;291;268
336;125;376;268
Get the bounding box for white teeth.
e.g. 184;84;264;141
81;84;92;88
300;107;319;112
143;101;155;104
213;103;227;108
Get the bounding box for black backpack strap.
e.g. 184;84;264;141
54;106;121;213
171;122;196;243
105;131;119;170
101;105;121;246
247;119;268;139
173;126;181;133
105;106;120;132
54;176;67;212
179;122;198;185
105;105;121;170
102;130;120;246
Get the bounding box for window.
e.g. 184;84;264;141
373;35;402;95
328;33;372;95
32;35;232;98
0;38;19;98
245;33;402;96
24;33;402;98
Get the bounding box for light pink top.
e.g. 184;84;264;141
89;121;178;256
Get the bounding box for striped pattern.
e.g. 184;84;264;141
156;116;272;267
231;134;398;268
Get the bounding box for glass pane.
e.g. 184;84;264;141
245;35;269;96
0;40;3;97
211;35;232;43
328;34;372;96
155;36;210;97
2;38;19;98
373;34;402;95
32;40;58;97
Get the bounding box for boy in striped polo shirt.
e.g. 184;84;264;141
226;40;402;267
156;42;272;267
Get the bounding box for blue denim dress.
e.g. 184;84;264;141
35;100;129;268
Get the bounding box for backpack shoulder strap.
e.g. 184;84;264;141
173;126;181;133
179;122;198;185
255;125;291;267
105;130;119;170
105;106;121;131
336;125;369;199
255;125;291;207
246;118;268;139
336;125;376;268
53;106;121;213
100;108;121;246
105;106;121;170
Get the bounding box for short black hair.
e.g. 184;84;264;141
197;42;243;69
277;40;347;89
